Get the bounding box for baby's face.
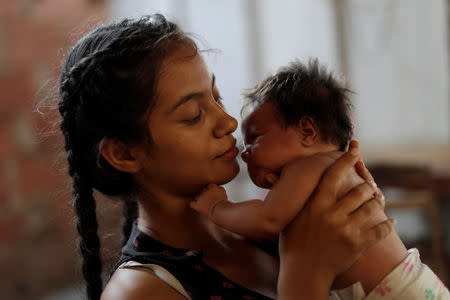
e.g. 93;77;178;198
241;102;309;188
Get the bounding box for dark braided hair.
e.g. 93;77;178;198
58;14;196;300
243;58;354;150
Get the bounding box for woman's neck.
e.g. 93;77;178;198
135;187;279;299
136;188;224;251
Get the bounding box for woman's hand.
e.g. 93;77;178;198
277;141;395;299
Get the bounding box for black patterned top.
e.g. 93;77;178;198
113;222;276;300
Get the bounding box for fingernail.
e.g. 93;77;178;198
376;195;385;206
367;180;377;188
350;147;359;156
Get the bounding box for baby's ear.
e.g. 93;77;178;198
297;117;319;147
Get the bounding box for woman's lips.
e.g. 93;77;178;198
216;146;239;160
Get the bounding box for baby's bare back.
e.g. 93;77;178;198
281;152;407;294
280;151;364;202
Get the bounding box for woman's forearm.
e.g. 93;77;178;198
278;255;333;300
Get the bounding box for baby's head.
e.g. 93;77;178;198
241;59;354;188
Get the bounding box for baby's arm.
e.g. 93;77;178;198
191;184;279;240
190;153;339;241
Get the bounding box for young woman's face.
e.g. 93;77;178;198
135;45;239;196
241;102;307;188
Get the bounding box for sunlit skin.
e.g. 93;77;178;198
191;101;356;242
191;101;408;294
123;45;279;298
241;104;407;293
134;48;240;198
101;45;397;300
241;101;332;188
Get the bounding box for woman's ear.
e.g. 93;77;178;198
298;117;318;147
99;138;142;173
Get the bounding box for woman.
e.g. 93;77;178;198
57;14;392;300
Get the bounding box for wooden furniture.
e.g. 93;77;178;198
363;145;450;283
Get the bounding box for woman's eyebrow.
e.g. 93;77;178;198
170;73;217;113
170;91;204;113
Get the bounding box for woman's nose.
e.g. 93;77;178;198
213;107;238;138
241;147;251;162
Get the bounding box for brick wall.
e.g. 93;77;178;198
0;1;124;299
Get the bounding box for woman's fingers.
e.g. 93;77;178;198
355;160;373;182
313;150;361;209
348;196;383;226
359;218;396;248
348;140;359;151
374;188;386;210
355;160;386;210
335;181;378;215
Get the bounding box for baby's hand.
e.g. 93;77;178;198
190;184;228;217
264;172;280;187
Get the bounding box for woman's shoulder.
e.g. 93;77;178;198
101;266;188;300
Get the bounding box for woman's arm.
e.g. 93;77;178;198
278;142;395;300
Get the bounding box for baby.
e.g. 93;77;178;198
190;59;449;299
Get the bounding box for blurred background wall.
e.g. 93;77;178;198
0;0;449;299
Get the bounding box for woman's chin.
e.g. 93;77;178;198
216;161;240;184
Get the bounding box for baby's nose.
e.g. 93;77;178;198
241;147;251;162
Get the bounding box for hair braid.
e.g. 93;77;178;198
72;173;103;300
57;14;197;299
60;102;103;299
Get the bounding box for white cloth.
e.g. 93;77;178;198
119;260;192;299
330;249;450;300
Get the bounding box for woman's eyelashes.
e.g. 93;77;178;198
183;95;222;125
184;110;202;124
212;86;223;105
215;95;223;106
